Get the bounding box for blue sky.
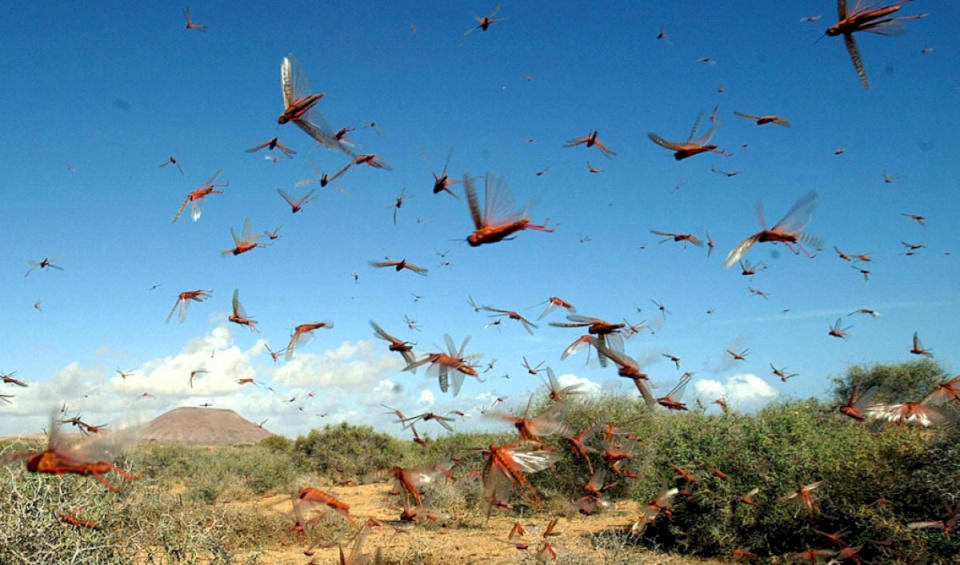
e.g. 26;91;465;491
1;1;958;439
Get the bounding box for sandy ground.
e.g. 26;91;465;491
246;483;722;565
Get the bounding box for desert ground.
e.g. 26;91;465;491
245;483;722;565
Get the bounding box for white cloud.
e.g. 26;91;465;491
417;389;436;406
557;372;602;396
693;373;778;413
272;340;402;389
694;378;726;399
1;327;682;442
112;325;259;398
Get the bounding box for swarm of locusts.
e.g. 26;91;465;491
6;1;952;562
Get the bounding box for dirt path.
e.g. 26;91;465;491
249;483;721;564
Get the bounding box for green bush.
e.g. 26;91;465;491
830;358;950;405
257;434;294;453
456;382;960;564
295;422;409;480
139;444;299;499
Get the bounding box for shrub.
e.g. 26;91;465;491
295;422;409;480
829;358;951;405
138;444;299;500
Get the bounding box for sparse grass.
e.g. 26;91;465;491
139;443;300;500
2;382;959;564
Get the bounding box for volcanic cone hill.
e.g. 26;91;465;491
139;407;274;446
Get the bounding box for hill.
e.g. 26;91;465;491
139;406;274;446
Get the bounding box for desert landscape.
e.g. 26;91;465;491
3;370;959;564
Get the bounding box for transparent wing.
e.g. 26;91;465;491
370;320;391;341
302;105;338;144
594;339;635;371
419;147;436;176
437;365;450;393
285;331;313;361
723;235;760;269
440;148;454;177
754;199;768;229
594;139;616;158
278;189;296;207
451;371;466;397
537;302;558;321
647;132;683;151
281;57;294;109
528;403;571;437
240;218;255;241
562;134;588;148
482;306;509;316
233;289;247;319
667;373;692;403
854;386;878;410
165;298;181;323
281;55;313;110
692;122;718;146
482;458;515;513
463;175;484;229
482;172;523;227
508;443;560;474
565;314;605;325
405;262;429;275
458;336;472;359
861;19;907;36
294;118;339;151
843;33;869;89
687;111;705;141
444;334;458;356
295;159;323;187
228;226;241;247
635;378;656;408
200;169;222;188
172;198;189;223
330;160;356;183
190;197;206;222
561;335;593;360
771;191;818;234
367;154;392;170
545;368;561;393
57;411;140;464
602;331;624;355
179;299;191;323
